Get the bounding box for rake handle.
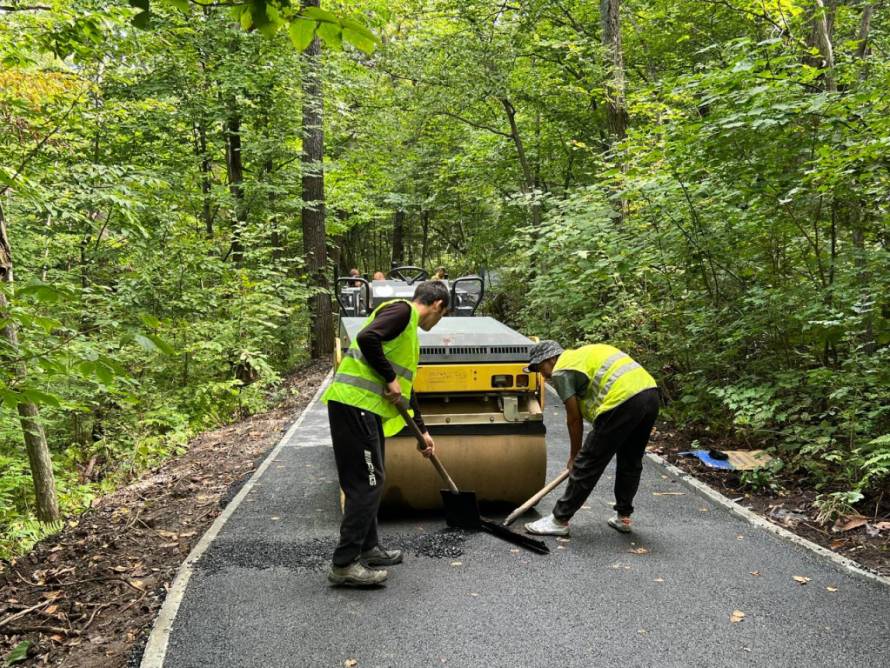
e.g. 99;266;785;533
395;401;460;494
503;469;571;526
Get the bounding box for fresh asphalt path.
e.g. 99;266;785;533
160;382;889;668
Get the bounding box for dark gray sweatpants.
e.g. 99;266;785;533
328;400;386;567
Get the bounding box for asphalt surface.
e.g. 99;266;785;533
161;385;890;668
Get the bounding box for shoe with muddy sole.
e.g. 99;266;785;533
327;562;388;587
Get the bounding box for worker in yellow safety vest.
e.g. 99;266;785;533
523;340;659;537
322;281;450;587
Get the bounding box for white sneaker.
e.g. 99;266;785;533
608;515;632;533
524;514;570;536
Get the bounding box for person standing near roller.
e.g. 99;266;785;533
523;340;659;537
322;281;450;587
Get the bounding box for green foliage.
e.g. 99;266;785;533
0;2;313;557
740;459;785;495
5;640;31;666
126;0;381;53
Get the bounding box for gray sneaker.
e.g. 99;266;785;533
328;561;388;587
360;546;403;567
608;515;633;533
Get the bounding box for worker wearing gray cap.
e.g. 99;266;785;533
523;340;659;537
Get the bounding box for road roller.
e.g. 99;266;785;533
334;266;546;510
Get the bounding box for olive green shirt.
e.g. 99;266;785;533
550;369;589;403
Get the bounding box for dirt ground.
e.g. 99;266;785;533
649;425;890;577
0;361;330;667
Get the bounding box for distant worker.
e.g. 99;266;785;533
523;340;659;537
432;266;448;280
372;271;386;280
348;267;361;287
322;281;451;587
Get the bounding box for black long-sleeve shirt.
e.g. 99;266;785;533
356;301;426;432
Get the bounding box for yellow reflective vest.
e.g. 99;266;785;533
554;344;656;423
322;299;420;437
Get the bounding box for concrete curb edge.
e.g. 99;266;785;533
646;450;890;588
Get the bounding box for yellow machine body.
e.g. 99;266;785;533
414;362;538;394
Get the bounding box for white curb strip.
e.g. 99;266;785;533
647;450;890;587
140;370;332;668
544;384;889;588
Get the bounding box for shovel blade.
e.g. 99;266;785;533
440;489;481;529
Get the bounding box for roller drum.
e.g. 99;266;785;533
381;432;546;509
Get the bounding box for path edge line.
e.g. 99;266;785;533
140;370;333;667
542;384;889;588
646;450;890;587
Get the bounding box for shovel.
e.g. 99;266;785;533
394;401;480;529
502;469;570;527
395;401;549;555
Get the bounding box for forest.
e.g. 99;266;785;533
1;0;888;560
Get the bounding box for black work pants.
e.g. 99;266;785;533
328;400;386;567
553;388;659;521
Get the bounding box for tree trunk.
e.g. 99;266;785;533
224;110;246;262
600;0;628;140
301;1;333;360
851;5;876;353
806;0;836;92
392;208;405;265
420;209;430;269
194;121;214;237
0;203;60;522
856;3;874;60
500;98;541;229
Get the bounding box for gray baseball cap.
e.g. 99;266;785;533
524;340;564;372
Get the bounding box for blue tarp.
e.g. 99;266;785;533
678;450;735;470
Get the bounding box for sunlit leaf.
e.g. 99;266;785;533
289;19;316;51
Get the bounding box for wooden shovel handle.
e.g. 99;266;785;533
395;401;460;494
503;469;571;526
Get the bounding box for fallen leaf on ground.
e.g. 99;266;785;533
792;576;811;585
832;515;868;533
629;547;649;555
653;491;685;496
826;586;838;592
344;660;358;668
730;610;745;623
874;521;890;531
830;539;847;550
750;571;761;577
